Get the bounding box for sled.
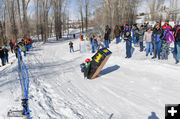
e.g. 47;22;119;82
90;48;112;79
7;110;24;117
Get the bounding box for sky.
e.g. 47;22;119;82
69;0;79;21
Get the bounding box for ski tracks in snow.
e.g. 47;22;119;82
25;42;110;119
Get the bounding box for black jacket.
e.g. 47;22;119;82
104;32;109;40
0;49;5;58
3;48;9;56
69;42;73;48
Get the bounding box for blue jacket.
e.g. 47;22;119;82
152;28;164;42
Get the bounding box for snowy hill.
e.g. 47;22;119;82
1;29;180;119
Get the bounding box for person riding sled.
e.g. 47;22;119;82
83;58;92;79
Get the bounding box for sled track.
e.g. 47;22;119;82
25;45;110;119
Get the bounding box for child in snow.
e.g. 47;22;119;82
143;27;153;56
90;35;97;53
124;32;132;58
69;41;74;53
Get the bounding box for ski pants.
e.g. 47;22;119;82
146;42;152;56
126;40;132;58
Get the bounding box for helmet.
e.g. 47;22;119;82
85;58;90;63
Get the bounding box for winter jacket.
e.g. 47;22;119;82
124;35;132;42
152;28;164;42
124;26;131;36
162;24;172;30
69;42;73;48
3;48;8;56
137;29;144;41
105;26;111;36
114;27;120;37
143;31;152;42
21;44;26;51
14;45;19;54
134;29;140;38
0;49;5;58
104;32;109;41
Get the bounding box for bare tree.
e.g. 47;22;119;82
147;0;165;21
85;0;90;33
77;0;84;33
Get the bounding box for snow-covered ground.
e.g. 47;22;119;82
1;29;180;119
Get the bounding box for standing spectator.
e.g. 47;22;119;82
69;41;74;53
124;32;132;58
143;27;153;56
104;29;109;48
0;47;5;66
173;21;179;53
120;25;124;40
3;46;9;64
134;25;139;46
14;43;19;58
152;23;164;59
9;40;13;53
137;25;145;52
161;27;174;60
105;25;111;43
175;25;180;64
114;25;121;44
143;23;148;31
20;39;27;56
90;35;97;53
124;24;131;36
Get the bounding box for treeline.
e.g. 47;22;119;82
0;0;69;46
0;0;143;47
93;0;140;28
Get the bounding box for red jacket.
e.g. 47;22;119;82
162;24;172;30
